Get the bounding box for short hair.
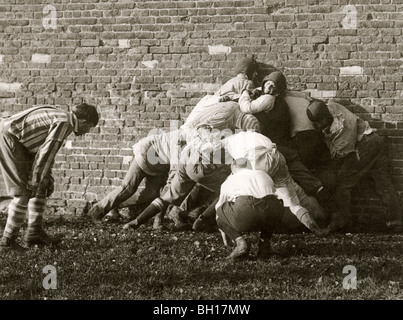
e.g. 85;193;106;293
306;99;331;123
232;157;252;169
72;103;99;126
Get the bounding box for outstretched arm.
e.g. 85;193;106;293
290;205;328;237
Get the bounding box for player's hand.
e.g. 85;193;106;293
218;95;231;102
251;88;263;99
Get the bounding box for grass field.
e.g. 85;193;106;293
0;212;402;301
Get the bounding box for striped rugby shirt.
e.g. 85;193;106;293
2;106;78;190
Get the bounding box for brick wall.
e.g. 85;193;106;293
0;0;402;227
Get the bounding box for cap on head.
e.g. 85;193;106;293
306;100;331;123
234;56;258;79
262;71;287;94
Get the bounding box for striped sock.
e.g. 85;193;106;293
3;198;28;239
27;197;46;231
151;198;167;211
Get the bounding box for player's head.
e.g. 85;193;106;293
306;99;333;132
261;71;287;96
234;56;258;81
71;103;99;136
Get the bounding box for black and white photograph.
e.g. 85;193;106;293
0;0;402;311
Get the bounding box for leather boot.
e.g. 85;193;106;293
24;228;62;247
257;238;276;259
192;214;217;233
226;236;249;260
88;204;106;222
103;208;120;223
325;210;347;234
168;206;188;227
0;235;27;253
123;200;168;230
152;212;164;230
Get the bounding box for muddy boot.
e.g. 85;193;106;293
152;212;164;230
127;203;149;220
256;237;276;260
23;228;62;247
88;204;106;222
168;206;188;227
0;235;27;254
227;236;249;260
315;186;335;223
103;208;120;223
192;214;217;233
123;200;168;231
325;210;347;234
187;206;207;223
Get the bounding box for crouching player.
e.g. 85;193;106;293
215;158;284;260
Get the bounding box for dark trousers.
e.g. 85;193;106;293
97;159;168;214
161;163;230;206
291;130;331;171
166;184;216;220
176;184;215;212
277;144;323;195
216;195;284;240
319;133;402;228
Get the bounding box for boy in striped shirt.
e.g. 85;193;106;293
0;103;99;253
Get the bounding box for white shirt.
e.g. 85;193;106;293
216;168;276;210
221;131;283;177
283;90;316;137
222;131;276;159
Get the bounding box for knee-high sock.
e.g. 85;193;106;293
3;198;28;239
27;197;46;231
291;205;321;232
136;198;169;225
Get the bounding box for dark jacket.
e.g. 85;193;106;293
254;72;291;147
